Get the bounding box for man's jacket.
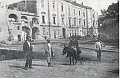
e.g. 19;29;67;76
23;40;33;56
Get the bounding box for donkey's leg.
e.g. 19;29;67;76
75;56;77;65
72;57;74;65
70;56;71;65
79;56;82;65
80;60;82;65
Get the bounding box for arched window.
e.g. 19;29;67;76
83;19;85;27
21;16;28;23
53;17;56;24
32;18;38;24
42;16;45;23
9;14;18;22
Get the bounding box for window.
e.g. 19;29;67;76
79;11;80;16
79;21;81;27
62;18;64;25
43;28;45;35
61;4;63;12
18;35;21;41
18;7;21;11
53;2;55;10
75;30;76;36
84;20;85;27
74;19;76;26
17;26;20;30
68;7;70;15
93;20;95;27
41;0;44;8
53;17;56;24
0;28;1;32
74;9;75;15
93;14;94;18
42;16;45;23
70;33;71;37
69;19;71;27
83;12;85;17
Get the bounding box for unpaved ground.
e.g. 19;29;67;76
0;43;119;78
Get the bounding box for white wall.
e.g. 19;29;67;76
0;1;9;42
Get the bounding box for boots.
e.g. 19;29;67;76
48;63;51;67
48;63;53;67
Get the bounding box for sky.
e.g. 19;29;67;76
2;0;119;15
76;0;118;15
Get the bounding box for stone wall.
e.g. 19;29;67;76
0;49;46;61
0;49;24;60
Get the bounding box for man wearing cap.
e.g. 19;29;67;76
44;39;53;67
23;36;33;69
95;39;105;62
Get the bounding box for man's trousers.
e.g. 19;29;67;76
25;55;32;68
97;50;101;61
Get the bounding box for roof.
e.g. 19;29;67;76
63;0;92;9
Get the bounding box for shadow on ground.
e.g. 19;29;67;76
9;65;25;69
32;64;47;67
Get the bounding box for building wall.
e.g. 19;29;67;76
87;9;98;36
0;1;9;42
0;0;98;43
7;10;41;42
36;0;98;39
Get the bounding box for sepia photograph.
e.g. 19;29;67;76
0;0;119;78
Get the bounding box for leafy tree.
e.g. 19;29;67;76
105;1;119;18
101;9;107;16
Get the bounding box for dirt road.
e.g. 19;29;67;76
0;42;119;78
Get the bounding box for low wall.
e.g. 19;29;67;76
0;49;47;61
0;49;25;61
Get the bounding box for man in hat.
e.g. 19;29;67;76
95;39;105;62
23;35;33;70
44;39;53;67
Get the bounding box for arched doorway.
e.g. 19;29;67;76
18;35;21;41
22;26;30;40
9;14;18;22
32;27;40;39
62;28;66;38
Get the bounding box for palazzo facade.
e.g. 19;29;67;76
0;0;98;43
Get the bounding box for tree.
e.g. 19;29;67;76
105;1;119;18
101;9;107;16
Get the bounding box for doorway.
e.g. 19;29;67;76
62;28;66;38
18;35;21;41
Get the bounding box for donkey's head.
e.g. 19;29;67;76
62;47;68;55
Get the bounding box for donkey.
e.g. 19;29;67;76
62;46;82;65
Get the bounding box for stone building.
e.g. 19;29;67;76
36;0;98;39
0;0;98;43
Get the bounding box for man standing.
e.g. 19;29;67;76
69;38;74;47
23;36;33;70
74;38;78;48
95;39;104;62
44;39;53;67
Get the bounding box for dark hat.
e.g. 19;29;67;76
26;35;31;39
46;39;50;42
